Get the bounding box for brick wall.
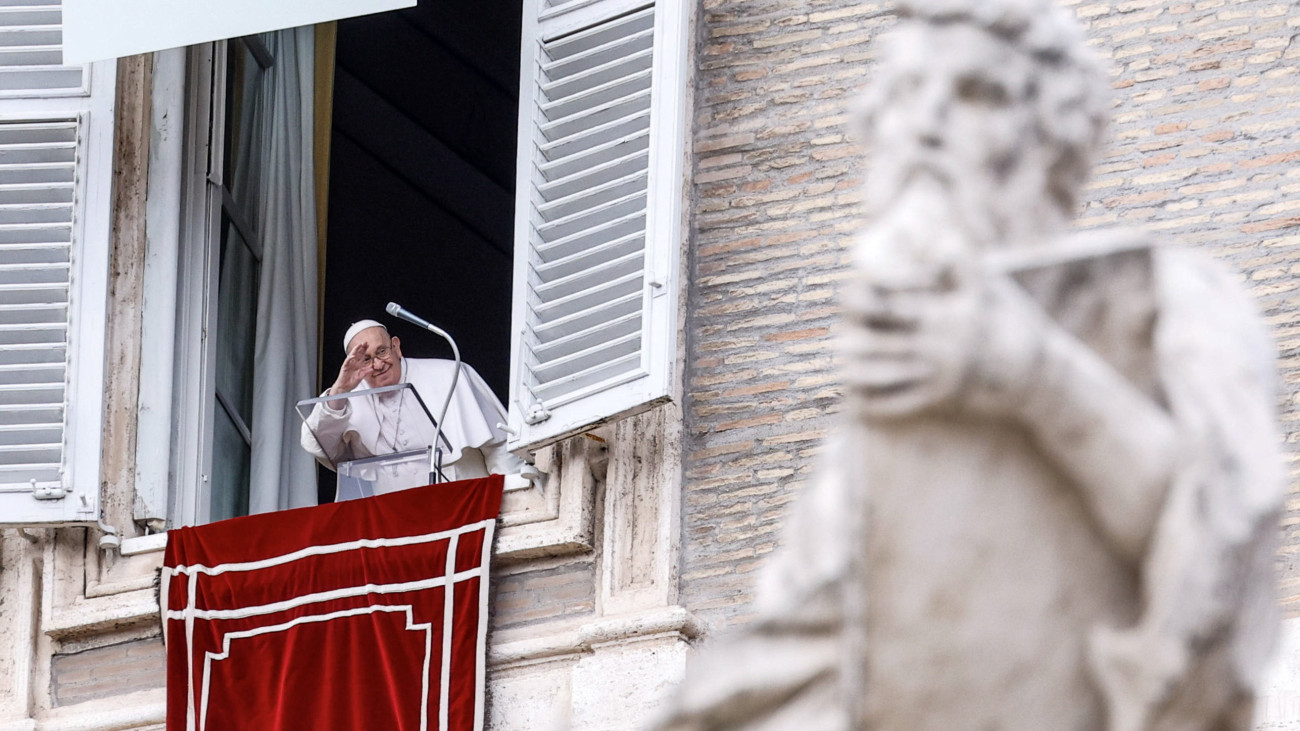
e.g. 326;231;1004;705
490;558;596;632
681;0;1300;632
50;638;164;707
683;0;881;629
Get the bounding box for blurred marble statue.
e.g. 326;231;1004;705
655;0;1283;729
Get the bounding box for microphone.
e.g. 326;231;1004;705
387;302;449;339
386;302;462;484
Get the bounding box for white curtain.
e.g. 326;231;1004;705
241;27;320;513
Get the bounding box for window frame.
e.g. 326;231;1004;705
137;38;295;528
169;40;236;527
132;47;185;527
134;0;690;531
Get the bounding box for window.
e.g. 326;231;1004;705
0;2;116;526
209;39;270;522
319;0;521;411
167;34;321;526
169;39;258;526
135;0;688;528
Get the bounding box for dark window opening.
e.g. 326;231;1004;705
319;0;523;503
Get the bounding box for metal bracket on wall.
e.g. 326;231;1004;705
96;518;120;552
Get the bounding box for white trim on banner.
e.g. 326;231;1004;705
61;0;416;65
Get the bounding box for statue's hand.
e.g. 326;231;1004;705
842;263;1046;420
841;259;976;418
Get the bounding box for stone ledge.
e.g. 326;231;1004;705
578;605;703;648
488;628;587;671
118;533;166;557
25;689;163;731
495;526;594;563
488;605;702;671
44;590;159;641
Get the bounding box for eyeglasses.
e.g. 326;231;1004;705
357;345;394;367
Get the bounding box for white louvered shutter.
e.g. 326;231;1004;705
0;0;114;525
508;0;688;451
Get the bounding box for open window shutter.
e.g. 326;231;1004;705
0;0;114;525
508;0;688;451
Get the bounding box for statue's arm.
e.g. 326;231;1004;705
1084;250;1284;729
1005;300;1179;562
1001;248;1281;566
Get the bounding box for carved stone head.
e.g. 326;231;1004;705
859;0;1111;247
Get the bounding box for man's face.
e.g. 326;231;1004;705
863;23;1044;245
349;326;403;388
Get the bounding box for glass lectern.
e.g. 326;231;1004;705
296;383;452;501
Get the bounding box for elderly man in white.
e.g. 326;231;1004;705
300;319;528;491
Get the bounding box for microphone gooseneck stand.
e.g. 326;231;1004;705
386;302;460;484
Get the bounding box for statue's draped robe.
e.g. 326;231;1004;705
656;245;1281;731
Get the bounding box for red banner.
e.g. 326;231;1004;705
163;476;503;731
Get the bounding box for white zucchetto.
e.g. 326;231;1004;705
343;319;388;354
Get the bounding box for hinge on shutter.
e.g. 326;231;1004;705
520;386;551;425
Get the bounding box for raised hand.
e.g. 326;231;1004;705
326;342;372;408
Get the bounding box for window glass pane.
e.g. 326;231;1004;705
210;407;251;522
215;214;260;425
224;39;266;217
